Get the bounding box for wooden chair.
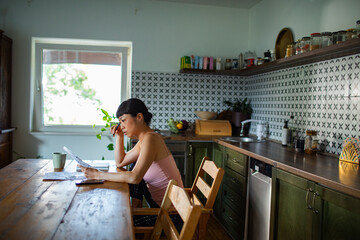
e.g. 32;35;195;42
185;156;224;240
133;179;202;240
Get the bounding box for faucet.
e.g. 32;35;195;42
240;119;267;140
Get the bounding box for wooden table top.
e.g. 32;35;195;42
0;159;134;240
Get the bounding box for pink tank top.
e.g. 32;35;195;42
142;135;184;206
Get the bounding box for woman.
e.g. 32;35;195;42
80;98;184;226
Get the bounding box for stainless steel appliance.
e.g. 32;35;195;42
248;158;272;240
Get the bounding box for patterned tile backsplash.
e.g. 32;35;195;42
132;54;360;155
131;71;244;129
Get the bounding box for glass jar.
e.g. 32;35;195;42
285;44;293;57
216;57;221;70
321;32;332;48
310;33;321;50
301;37;311;53
346;29;357;40
225;59;231;70
305;130;317;154
311;134;319;152
232;59;238;69
332;32;338;45
295;39;302;55
357;20;360;38
336;30;347;44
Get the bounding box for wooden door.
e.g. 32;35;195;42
315;184;360;240
212;143;224;218
186;141;212;188
270;168;315;240
0;31;13;168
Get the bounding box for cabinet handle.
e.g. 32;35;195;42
231;177;238;184
189;145;192;156
232;158;238;164
312;192;320;214
306;188;313;209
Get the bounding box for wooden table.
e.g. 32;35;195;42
0;159;134;240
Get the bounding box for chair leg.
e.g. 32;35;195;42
197;214;210;240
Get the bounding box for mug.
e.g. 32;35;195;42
53;152;66;169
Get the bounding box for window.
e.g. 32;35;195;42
30;38;132;133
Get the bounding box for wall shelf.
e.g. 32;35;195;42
180;38;360;77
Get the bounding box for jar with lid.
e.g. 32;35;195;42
310;33;321;50
346;28;357;40
357;20;360;38
336;30;347;44
305;130;317;154
216;57;221;70
285;44;293;58
311;134;319;152
225;59;231;70
231;59;238;69
294;39;301;55
321;32;332;48
332;32;338;45
301;37;311;53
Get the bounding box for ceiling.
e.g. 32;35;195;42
152;0;263;9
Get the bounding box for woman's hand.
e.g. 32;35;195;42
111;123;123;137
79;165;102;180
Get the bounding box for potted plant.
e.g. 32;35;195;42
223;98;253;135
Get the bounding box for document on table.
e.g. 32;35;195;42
43;172;86;181
63;146;93;168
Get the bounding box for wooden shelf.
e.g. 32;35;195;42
180;38;360;77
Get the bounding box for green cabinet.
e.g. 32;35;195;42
271;168;360;240
186;141;213;188
217;147;249;240
212;143;225;217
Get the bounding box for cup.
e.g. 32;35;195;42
53;152;66;169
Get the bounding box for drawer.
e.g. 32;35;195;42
225;149;248;176
221;201;245;240
222;184;246;218
224;167;247;198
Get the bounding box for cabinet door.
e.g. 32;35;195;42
270;168;315;240
315;184;360;240
212;143;224;217
186;141;213;188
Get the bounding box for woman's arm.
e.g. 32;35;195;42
111;125;140;168
81;133;158;184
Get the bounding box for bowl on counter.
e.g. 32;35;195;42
194;111;218;120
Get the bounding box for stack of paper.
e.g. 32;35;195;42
76;160;109;171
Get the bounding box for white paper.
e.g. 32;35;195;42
43;172;86;181
63;146;94;168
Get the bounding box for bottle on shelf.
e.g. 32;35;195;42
282;120;289;146
287;115;295;148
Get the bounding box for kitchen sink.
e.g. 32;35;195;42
220;136;265;143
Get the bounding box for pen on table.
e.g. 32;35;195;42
113;122;120;137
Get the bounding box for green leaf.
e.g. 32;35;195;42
102;116;107;121
101;128;106;132
96;134;102;140
107;143;114;151
101;156;105;160
92;124;96;128
101;108;109;117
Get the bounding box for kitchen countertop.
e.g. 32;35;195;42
160;131;360;199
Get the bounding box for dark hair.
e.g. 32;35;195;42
116;98;153;125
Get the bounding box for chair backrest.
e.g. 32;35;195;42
151;179;202;240
191;157;225;209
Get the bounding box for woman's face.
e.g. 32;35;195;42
118;113;140;138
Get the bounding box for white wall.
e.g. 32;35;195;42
0;0;249;159
249;0;360;57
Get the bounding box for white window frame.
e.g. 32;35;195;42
30;37;132;134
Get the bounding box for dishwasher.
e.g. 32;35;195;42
247;158;272;240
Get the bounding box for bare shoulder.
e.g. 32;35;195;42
142;132;164;146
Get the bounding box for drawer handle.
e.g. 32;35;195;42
312;192;319;214
306;188;313;209
232;158;238;164
231;177;238;184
